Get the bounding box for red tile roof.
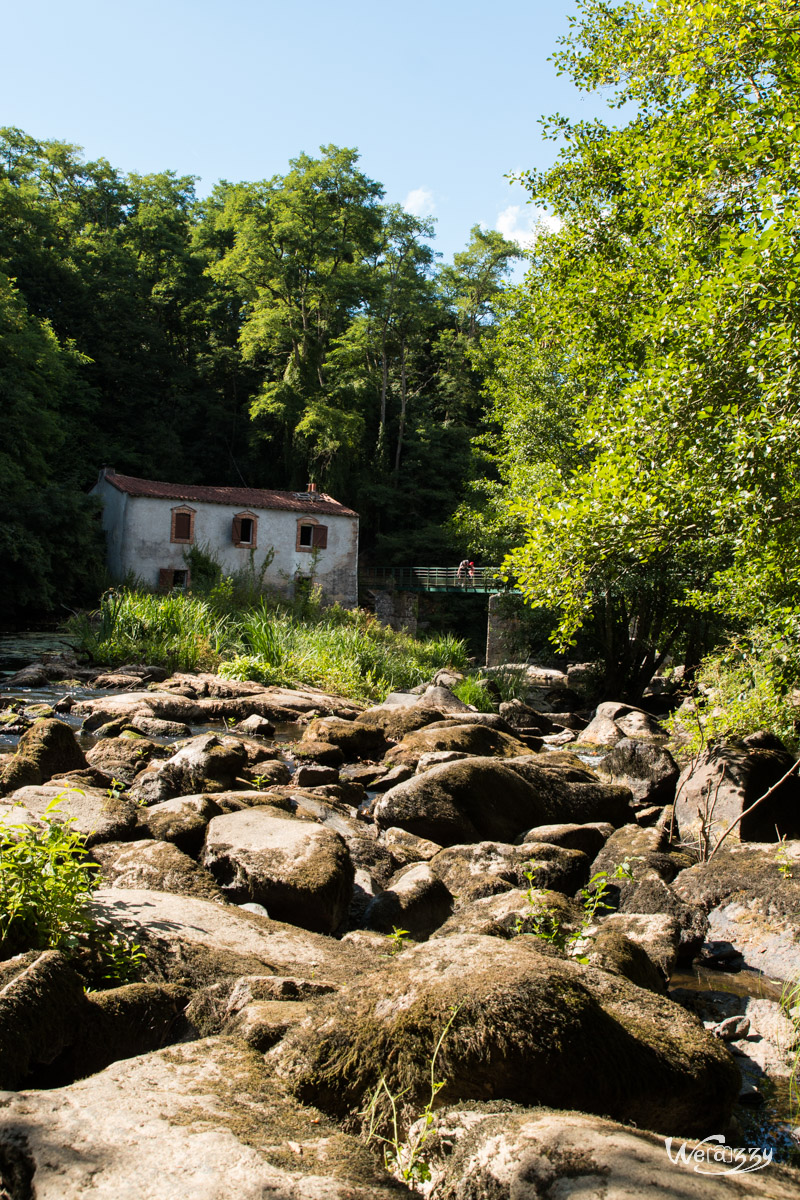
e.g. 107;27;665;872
100;472;358;518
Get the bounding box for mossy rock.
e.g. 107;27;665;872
385;724;533;768
270;934;739;1138
0;718;86;795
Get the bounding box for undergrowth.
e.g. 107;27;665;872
68;587;469;702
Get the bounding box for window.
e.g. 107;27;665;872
158;568;190;590
170;506;195;544
296;519;328;552
232;512;258;548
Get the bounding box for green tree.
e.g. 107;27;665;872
468;0;800;698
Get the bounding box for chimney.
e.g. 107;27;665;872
100;466;116;479
307;482;317;493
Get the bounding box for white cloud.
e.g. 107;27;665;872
496;203;562;249
404;187;436;217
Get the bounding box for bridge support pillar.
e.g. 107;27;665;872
486;592;524;666
373;590;418;636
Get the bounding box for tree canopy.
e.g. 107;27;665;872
461;0;800;697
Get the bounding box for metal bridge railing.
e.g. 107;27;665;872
359;566;509;592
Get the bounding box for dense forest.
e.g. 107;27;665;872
0;133;519;619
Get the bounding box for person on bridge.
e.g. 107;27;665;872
457;559;474;588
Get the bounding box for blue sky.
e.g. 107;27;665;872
3;0;618;265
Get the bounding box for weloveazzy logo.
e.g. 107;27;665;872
664;1135;773;1176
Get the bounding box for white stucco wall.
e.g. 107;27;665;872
91;480;359;607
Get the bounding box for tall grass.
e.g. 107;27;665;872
69;589;468;702
69;589;235;673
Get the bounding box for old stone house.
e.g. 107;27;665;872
90;469;359;607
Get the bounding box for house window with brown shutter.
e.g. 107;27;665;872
232;512;258;548
170;506;195;544
296;518;328;552
158;568;190;590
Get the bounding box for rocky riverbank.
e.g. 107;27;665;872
0;656;798;1197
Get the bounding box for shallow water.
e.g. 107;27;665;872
0;630;78;675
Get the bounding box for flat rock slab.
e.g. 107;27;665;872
89;889;376;988
6;782;138;845
423;1104;800;1199
203;808;354;934
673;843;800;980
74;683;361;732
0;1037;410;1199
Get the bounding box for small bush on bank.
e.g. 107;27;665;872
452;676;495;712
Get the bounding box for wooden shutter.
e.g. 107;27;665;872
232;516;242;544
311;524;328;549
158;569;173;590
174;512;191;540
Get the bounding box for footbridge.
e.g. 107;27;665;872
359;566;514;594
359;566;520;665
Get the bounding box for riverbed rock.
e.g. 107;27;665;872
203;807;354;934
673;842;800;980
418;1103;800;1200
90;840;224;902
580;702;668;748
596;912;682;981
364;862;454;939
270;933;739;1136
675;742;800;845
302;716;386;759
581;926;667;994
291;739;345;767
429;840;589;904
373;758;550;846
88;889;381;989
39;982;190;1087
86;734;168;784
137;793;224;854
380;826;443;869
129;715;193;739
518;821;613;858
128;733;250;804
0;1037;410;1199
6;782;138;845
385;723;532;768
431;887;582;940
354;703;447;742
504;757;634;826
0;950;87;1088
0;718;86;794
596;737;680;807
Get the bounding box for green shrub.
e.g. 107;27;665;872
0;801;143;984
452;676;496;712
669;623;800;753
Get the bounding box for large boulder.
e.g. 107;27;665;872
203;808;354;934
0;719;86;794
128;733;249;804
354;703;447;742
675;743;800;845
429;840;589;904
270;933;739;1136
90;840;224;902
431;887;582;941
0;1037;410;1199
373;758;550;846
518;821;613;859
596;737;680;807
504;757;634;826
88;889;381;990
420;1104;800;1199
673;842;800;980
385;723;533;768
302;717;386;759
6;782;138;846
